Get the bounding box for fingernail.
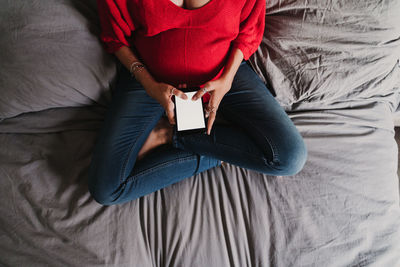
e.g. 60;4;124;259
192;96;197;101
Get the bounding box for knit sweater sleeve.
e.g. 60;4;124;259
96;0;135;54
231;0;266;60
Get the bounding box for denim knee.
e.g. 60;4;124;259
88;181;111;206
268;137;308;176
88;185;115;206
87;165;119;206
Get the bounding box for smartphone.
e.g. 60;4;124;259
173;89;207;134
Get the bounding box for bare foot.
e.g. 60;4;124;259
137;117;173;160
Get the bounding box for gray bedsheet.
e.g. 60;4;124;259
0;102;399;266
1;0;399;266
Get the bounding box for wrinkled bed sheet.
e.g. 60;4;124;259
0;101;399;266
250;0;400;111
0;0;400;266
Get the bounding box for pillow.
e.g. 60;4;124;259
0;0;117;119
249;0;400;110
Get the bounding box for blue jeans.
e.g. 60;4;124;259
88;60;307;205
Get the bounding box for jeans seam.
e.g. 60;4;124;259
221;105;280;164
125;155;197;183
119;109;162;184
180;132;281;171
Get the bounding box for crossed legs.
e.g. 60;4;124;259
88;61;307;205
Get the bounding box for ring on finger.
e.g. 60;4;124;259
202;87;208;94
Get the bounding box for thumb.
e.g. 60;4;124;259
166;107;175;125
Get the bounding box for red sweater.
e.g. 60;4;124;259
97;0;265;88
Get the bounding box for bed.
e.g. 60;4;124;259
0;0;399;266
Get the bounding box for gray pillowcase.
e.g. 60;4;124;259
0;0;117;119
249;0;400;111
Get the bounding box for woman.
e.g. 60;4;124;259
88;0;307;205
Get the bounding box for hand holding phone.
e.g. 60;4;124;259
174;89;207;134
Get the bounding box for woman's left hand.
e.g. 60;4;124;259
190;77;233;135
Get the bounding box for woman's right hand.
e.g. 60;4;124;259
145;82;188;125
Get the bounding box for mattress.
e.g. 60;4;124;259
0;0;399;266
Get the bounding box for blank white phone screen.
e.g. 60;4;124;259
175;91;205;131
